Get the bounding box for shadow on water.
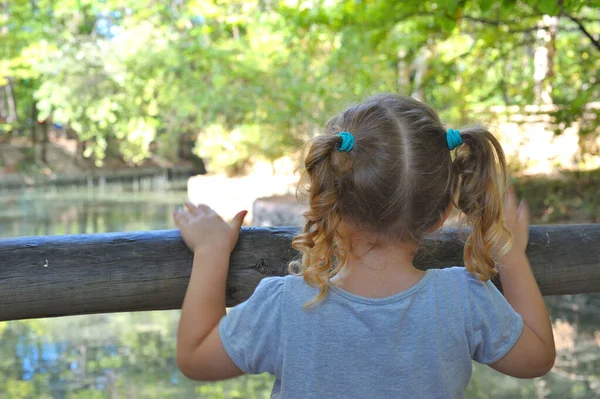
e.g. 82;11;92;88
0;184;598;398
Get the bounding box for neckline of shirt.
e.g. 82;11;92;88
327;269;435;305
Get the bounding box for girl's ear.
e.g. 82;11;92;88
427;204;454;234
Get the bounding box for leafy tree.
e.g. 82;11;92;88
1;0;598;170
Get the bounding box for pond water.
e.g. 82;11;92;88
0;186;598;398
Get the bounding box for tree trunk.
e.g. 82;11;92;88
30;102;40;163
0;0;8;37
177;133;185;160
397;48;411;95
545;16;557;102
5;78;17;124
411;46;431;102
0;1;9;134
534;16;557;105
0;86;6;125
30;102;37;146
77;138;87;160
41;118;49;163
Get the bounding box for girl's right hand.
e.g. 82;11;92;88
503;187;530;259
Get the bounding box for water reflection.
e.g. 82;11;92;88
0;189;184;238
0;187;598;398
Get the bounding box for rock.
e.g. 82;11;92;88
252;194;307;227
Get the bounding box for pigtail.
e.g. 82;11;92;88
450;126;512;281
290;134;351;307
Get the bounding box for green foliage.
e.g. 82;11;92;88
514;168;600;223
0;0;598;171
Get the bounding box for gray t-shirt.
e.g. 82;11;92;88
219;266;523;399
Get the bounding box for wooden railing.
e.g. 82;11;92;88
1;225;599;321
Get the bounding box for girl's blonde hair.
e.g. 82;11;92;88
290;93;511;306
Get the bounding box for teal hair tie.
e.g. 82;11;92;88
337;132;354;152
446;128;462;150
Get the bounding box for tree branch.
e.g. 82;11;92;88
461;15;539;33
567;15;600;51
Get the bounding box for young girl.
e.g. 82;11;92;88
173;94;556;398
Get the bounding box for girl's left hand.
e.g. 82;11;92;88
173;201;247;254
